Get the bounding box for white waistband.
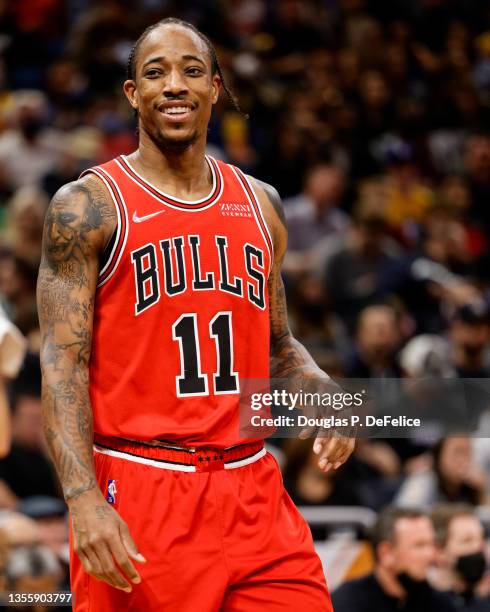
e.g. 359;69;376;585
93;444;266;473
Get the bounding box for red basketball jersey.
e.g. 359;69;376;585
83;155;272;448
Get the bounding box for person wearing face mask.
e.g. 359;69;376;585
431;504;490;611
332;506;458;611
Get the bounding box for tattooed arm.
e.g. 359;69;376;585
37;176;145;592
251;177;355;472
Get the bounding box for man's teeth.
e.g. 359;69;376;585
164;107;191;114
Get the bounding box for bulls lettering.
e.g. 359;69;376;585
131;234;266;315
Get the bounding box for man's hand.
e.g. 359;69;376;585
293;368;356;473
310;436;356;473
69;490;146;592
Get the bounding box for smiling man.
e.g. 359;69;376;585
37;17;354;611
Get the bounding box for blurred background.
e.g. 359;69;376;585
0;0;490;610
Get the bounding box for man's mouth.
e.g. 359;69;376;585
161;106;193;116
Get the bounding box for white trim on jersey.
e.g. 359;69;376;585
115;156;224;212
83;167;129;288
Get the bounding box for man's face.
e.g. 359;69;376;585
124;24;221;150
305;166;344;211
443;515;485;568
383;517;436;580
451;319;488;357
357;307;399;361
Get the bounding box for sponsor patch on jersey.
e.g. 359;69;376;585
220;203;252;218
107;479;117;504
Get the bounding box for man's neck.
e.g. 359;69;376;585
128;132;212;200
375;567;406;600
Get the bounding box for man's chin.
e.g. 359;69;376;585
152;128;199;151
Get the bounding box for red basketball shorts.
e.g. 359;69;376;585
70;438;332;611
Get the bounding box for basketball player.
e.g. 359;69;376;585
37;18;355;611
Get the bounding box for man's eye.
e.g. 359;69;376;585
145;69;161;78
186;68;202;76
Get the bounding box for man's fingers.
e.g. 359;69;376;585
78;549;96;576
95;540;133;592
316;437;354;471
119;520;146;563
331;439;355;469
106;525;143;585
78;542;129;592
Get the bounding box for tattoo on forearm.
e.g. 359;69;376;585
268;265;325;381
37;177;115;502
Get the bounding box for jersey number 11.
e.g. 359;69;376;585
172;312;239;397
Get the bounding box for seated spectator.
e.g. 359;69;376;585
5;544;63;603
346;304;402;378
18;496;69;581
0;354;61;508
0;251;39;339
283;163;349;276
3;185;49;268
0;90;65;191
0;304;27;458
324;211;403;331
332;507;457;611
283;439;363;508
380;138;434;235
286;272;351;358
395;437;489;508
431;504;490;611
449;303;490;379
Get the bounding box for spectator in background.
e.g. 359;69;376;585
286;271;350;359
431;504;490;611
324;212;402;331
5;545;63;608
332;506;457;612
4;186;49;267
283;439;364;509
18;496;69;588
449;303;490;379
0;91;64;190
0;354;61;508
0;252;39;341
395;437;489;509
283;163;349;277
380;138;434;237
346;304;402;378
0;304;27;458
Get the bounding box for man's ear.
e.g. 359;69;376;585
211;73;222;105
123;80;138;112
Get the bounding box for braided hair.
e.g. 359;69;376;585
126;17;247;118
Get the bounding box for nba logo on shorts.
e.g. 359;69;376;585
107;479;117;504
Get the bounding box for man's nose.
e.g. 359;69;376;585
164;68;188;96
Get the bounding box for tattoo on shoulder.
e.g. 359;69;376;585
251;177;287;231
41;178;115;282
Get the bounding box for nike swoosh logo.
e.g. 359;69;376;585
132;210;165;223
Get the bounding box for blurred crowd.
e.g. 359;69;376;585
0;0;489;609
